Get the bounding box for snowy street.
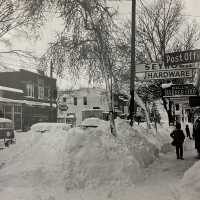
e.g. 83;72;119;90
0;121;199;200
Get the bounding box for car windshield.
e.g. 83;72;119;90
0;122;12;129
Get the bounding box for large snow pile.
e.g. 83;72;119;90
63;118;159;190
0;118;171;199
178;160;200;200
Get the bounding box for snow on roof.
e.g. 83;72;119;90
22;100;57;107
0;118;12;123
0;97;56;107
0;86;23;93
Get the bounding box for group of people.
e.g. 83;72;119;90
170;119;200;160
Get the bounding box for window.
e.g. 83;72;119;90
83;96;87;105
44;87;50;99
74;97;77;105
26;83;34;97
63;97;66;103
175;104;179;111
38;86;44;99
38;79;45;99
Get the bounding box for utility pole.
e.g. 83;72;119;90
129;0;136;126
50;60;53;122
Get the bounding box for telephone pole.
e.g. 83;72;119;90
129;0;136;126
50;60;53;122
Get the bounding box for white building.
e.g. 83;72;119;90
57;88;109;125
57;87;129;125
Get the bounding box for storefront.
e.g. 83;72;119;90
0;99;22;130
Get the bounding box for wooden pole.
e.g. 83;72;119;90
129;0;136;126
50;60;53;122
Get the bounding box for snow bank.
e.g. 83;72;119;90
31;122;71;132
0;118;171;199
178;161;200;200
63;118;159;190
80;117;107;126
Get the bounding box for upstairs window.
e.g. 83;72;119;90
38;79;45;99
38;86;44;99
74;97;77;105
26;83;34;97
63;97;66;103
83;96;87;105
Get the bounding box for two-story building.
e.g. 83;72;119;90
57;87;128;125
0;69;57;130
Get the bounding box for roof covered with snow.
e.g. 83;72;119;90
0;97;56;107
0;86;23;93
0;118;12;123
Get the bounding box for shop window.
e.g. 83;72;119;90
63;97;66;103
74;97;77;105
44;87;50;99
0;104;4;118
83;96;87;105
4;105;12;120
175;104;180;111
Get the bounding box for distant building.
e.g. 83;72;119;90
0;69;57;130
57;87;128;125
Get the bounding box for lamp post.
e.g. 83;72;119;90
129;0;136;126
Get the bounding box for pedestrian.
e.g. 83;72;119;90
185;124;192;139
193;117;200;157
170;122;185;160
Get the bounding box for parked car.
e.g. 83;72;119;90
0;118;15;146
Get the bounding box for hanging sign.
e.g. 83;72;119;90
164;49;200;66
145;68;193;80
163;84;198;97
136;63;196;73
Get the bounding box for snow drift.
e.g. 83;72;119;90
63;118;159;190
178;160;200;200
0;119;171;199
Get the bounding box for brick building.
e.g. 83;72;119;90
0;69;57;130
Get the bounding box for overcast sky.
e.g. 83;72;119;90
1;0;200;89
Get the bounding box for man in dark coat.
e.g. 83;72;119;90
170;122;185;160
193;117;200;156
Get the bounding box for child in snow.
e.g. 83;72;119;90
170;122;185;160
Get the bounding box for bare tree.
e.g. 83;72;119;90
135;0;200;123
0;0;38;69
20;0;123;136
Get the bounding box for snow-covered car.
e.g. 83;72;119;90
0;118;15;146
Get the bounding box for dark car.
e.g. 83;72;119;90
0;118;15;146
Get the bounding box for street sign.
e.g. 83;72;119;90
145;68;193;80
164;49;200;66
164;84;198;97
59;104;68;111
136;63;196;73
189;96;200;107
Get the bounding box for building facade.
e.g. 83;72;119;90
57;87;128;125
0;69;57;130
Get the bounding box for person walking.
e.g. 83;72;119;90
193;117;200;157
170;122;185;160
185;124;192;139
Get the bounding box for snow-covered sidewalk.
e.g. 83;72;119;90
63;139;198;200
